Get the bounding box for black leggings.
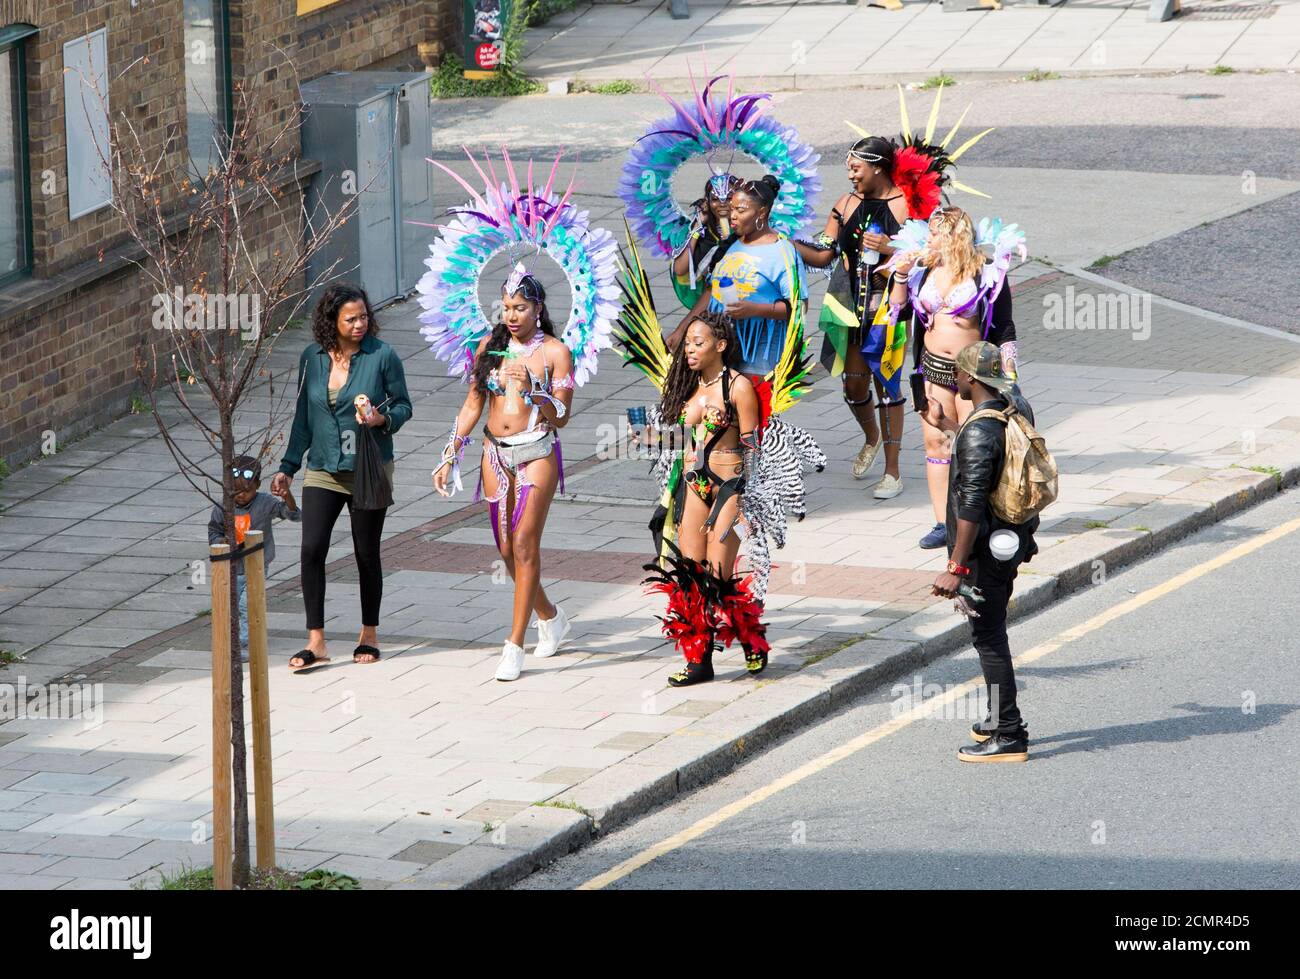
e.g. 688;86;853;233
300;486;388;631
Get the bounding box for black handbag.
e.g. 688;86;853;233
353;424;393;510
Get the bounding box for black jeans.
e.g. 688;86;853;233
300;486;387;631
969;549;1024;735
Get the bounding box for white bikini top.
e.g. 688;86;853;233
487;337;574;435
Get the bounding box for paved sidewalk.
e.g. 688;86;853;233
524;0;1300;83
4;174;1300;885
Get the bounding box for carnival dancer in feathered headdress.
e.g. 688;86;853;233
619;60;821;336
669;169;741;312
796;84;994;504
421;149;620;682
884;207;1027;552
616;222;825;687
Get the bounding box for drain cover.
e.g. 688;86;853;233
1182;2;1276;20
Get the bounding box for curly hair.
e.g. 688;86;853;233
660;310;741;424
469;275;558;395
922;206;984;285
311;283;379;353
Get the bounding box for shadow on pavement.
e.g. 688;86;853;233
1031;702;1299;760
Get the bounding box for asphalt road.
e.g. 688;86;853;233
430;71;1300;328
432;73;1300;180
518;487;1300;889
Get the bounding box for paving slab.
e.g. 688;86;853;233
3;116;1299;888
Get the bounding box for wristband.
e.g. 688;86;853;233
438;428;474;495
946;560;971;577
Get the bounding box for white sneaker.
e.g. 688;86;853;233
494;641;526;681
873;473;904;500
852;437;883;479
533;605;571;658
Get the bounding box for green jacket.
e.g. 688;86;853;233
278;334;413;477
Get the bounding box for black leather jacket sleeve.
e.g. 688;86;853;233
954;414;1006;523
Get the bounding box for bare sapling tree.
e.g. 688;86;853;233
72;43;387;887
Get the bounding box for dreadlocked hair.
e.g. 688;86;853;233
469;276;558;395
659;311;741;424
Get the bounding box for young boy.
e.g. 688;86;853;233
207;455;300;662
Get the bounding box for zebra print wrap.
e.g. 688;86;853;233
643;407;826;604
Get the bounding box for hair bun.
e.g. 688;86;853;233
761;174;781;193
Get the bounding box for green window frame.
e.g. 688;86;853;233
183;1;233;182
0;23;35;287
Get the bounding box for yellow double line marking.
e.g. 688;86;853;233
579;514;1300;890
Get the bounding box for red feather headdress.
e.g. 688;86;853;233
891;145;945;221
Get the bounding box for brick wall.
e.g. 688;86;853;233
0;0;455;466
293;0;457;77
7;1;186;278
0;1;194;465
0;176;311;465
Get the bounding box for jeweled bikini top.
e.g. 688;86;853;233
916;275;980;318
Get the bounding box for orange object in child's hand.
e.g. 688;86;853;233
234;512;251;545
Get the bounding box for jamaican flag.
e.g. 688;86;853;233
817;259;908;401
817;259;860;377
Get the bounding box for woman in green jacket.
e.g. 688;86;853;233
271;284;413;671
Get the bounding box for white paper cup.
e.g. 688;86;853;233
989;529;1020;561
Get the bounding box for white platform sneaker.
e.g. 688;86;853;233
494;640;526;681
533;605;571;658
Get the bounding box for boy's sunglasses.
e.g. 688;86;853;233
231;467;258;480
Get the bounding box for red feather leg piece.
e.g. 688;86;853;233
648;580;712;663
643;547;721;664
714;576;769;655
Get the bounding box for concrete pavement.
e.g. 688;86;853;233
3;71;1300;886
524;0;1300;85
519;486;1300;890
3;208;1300;886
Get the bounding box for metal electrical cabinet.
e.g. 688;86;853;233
299;70;434;309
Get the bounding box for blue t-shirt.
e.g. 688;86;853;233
707;238;807;376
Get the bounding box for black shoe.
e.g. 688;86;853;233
668;652;714;687
919;523;947;549
743;643;768;677
971;718;1026;744
958;728;1029;763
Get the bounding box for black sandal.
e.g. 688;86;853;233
744;644;768;677
353;644;381;664
290;649;329;672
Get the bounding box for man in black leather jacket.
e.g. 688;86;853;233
922;341;1038;763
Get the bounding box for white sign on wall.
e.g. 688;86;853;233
64;28;111;220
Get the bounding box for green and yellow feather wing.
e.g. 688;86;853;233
766;242;814;416
613;219;672;393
